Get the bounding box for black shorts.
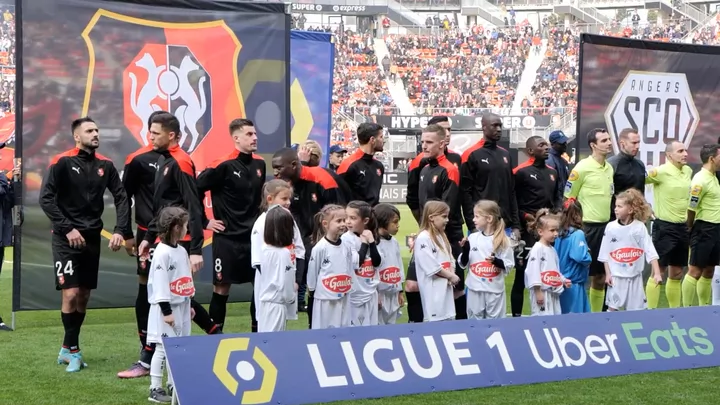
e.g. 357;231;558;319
212;235;253;285
583;222;608;277
52;230;101;290
407;241;465;290
652;219;689;267
689;220;720;267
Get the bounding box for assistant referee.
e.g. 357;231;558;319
644;141;691;309
684;144;720;307
564;129;614;313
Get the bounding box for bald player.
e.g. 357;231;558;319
644;141;691;308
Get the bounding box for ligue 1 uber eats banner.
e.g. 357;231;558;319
15;0;337;311
577;34;720;168
164;307;720;405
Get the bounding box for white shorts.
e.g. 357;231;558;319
378;290;402;325
349;293;379;327
713;267;720;306
606;274;646;311
147;300;191;344
257;301;287;332
529;289;561;316
311;296;350;329
467;290;506;319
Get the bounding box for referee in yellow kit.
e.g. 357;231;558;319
644;141;692;308
684;144;720;306
564;129;614;312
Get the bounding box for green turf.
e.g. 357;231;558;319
1;206;717;405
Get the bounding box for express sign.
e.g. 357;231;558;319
604;71;699;167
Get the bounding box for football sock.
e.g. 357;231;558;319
249;291;258;333
61;311;79;352
665;278;682;308
510;266;525;316
697;276;712;306
588;288;605;313
190;299;219;334
454;294;467;320
136;283;154;366
681;274;698;307
713;268;720;305
645;278;661;309
405;292;424;322
75;311;86;351
150;343;165;390
209;292;229;330
307;291;314;329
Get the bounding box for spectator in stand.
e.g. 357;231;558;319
384;25;532;115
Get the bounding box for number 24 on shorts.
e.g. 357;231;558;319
55;260;74;284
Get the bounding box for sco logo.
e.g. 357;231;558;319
605;71;699;167
213;337;278;405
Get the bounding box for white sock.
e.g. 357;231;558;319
150;343;165;390
712;267;720;306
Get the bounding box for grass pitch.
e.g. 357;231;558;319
0;205;718;405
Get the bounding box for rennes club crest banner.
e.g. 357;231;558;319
17;0;290;311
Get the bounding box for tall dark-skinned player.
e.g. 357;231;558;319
197;119;266;332
272;147;340;328
136;112;221;337
510;136;562;316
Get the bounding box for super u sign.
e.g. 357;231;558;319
604;71;699;167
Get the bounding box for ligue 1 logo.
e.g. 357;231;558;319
604;70;699;167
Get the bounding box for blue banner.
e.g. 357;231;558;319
290;30;334;167
165;307;720;405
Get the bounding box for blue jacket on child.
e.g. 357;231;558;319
554;227;592;313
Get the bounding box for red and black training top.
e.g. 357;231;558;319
197;150;266;242
337;149;384;206
513;157;562;225
122;145;163;233
418;154;463;242
406;148;461;212
290;165;340;242
144;145;204;256
39;147;131;238
460;139;520;233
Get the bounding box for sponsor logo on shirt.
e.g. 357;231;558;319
286;244;296;265
356;259;375;278
441;261;453;271
540;270;563;287
379;266;401;284
322;274;352;293
610;247;643;264
170;276;195;296
470;261;499;280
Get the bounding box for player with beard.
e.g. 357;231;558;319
40;117;132;372
607;128;646;220
407;115;461;223
510;136;562;317
337;123;385;206
272;147;340;328
409;124;465;320
460;113;520;238
136;112;221;335
564;129;614;312
117;110;168;379
197;119;266;332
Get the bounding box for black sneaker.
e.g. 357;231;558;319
298;302;308;313
0;323;12;332
149;387;172;403
167;384;174;398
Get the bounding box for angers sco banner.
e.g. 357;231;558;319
17;0;289;310
165;307;720;405
577;34;720;168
